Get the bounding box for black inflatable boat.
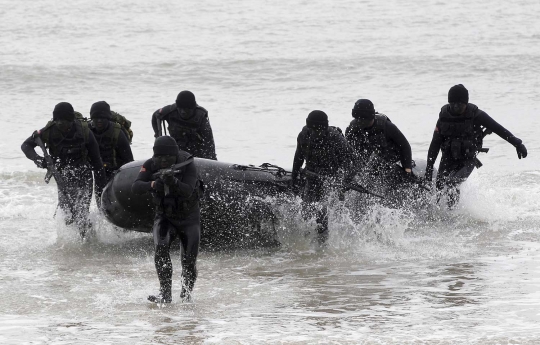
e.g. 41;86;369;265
100;158;293;247
100;158;432;246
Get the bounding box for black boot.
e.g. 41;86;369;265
316;211;329;246
180;264;196;302
150;245;173;303
316;226;328;247
148;283;172;304
179;286;191;302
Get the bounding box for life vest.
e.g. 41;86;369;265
346;114;400;163
40;119;90;167
151;151;202;219
89;121;122;170
438;103;483;160
156;104;208;149
298;126;346;176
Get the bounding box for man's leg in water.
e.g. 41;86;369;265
72;169;93;237
436;156;475;208
174;216;201;301
315;206;329;245
57;168;93;237
302;179;327;244
57;183;74;225
149;216;177;303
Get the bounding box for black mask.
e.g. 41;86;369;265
56;120;73;134
309;128;328;141
92;117;109;132
179;108;194;120
450;102;467;115
153;155;177;169
355;118;375;129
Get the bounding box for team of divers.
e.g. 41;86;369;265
21;84;528;304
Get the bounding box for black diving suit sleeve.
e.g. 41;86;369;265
425;120;444;176
291;134;305;181
21;130;43;161
132;159;154;194
116;130;134;166
200;115;217;160
474;110;520;145
151;110;165;137
386;122;413;170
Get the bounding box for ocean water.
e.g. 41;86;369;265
1;0;540;343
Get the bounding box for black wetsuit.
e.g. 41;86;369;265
90;121;134;207
345;115;415;206
292;126;354;242
426;104;522;206
345;114;412;184
151;104;217;160
21;122;105;231
90;121;134;180
131;152;201;299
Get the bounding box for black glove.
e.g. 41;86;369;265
516;143;527;159
33;156;47;169
153;179;165;192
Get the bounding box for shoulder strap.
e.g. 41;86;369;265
467;103;479;117
111;122;122;148
40;120;55;144
192;107;207;127
173;157;194;170
79;119;90;143
373;114;388;129
177;150;193;163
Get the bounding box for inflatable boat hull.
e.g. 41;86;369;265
100;158;293;246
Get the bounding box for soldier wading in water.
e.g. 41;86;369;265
21;102;107;238
425;84;528;207
132;136;203;303
291;110;355;245
152;90;217;160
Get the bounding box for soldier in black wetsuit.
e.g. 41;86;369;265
425;84;528;207
89;101;134;205
151;91;217;160
21;102;107;237
132;136;202;304
291;110;354;244
345;99;413;195
89;101;134;177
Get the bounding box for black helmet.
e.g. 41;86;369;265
53;102;75;121
448;84;469;104
352;99;375;120
306;110;329;130
176;90;196;109
153;136;179;156
90;101;112;119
